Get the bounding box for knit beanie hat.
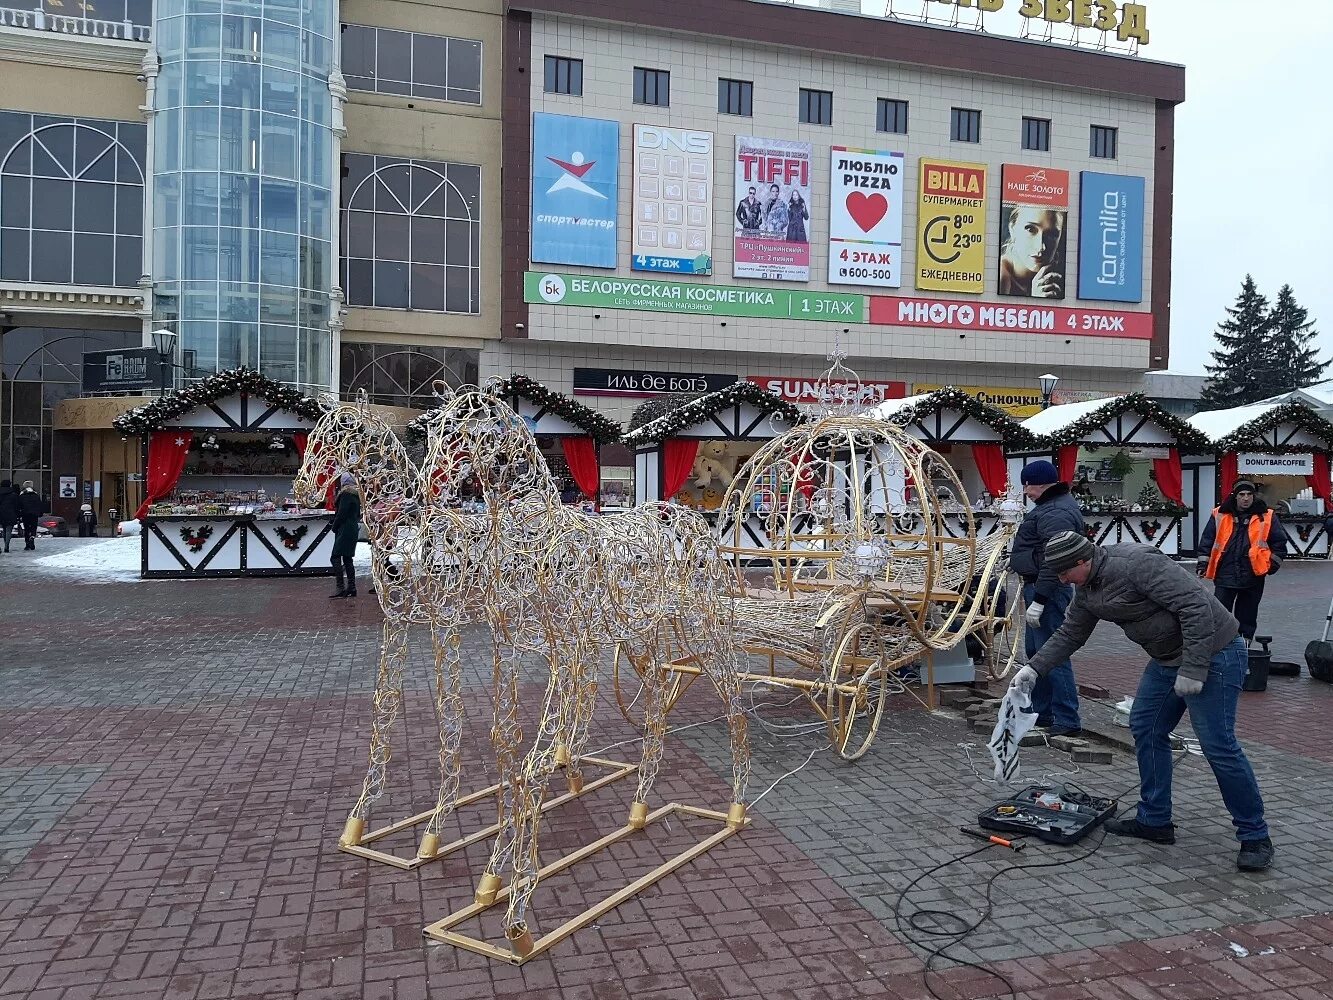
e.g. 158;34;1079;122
1045;530;1096;573
1020;460;1059;486
1231;479;1257;495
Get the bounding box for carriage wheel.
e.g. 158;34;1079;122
825;625;890;761
611;642;690;729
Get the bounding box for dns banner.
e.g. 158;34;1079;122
915;158;987;294
631;125;714;275
1078;171;1145;303
530;113;619;268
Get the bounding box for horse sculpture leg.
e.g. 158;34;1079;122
627;640;671;831
558;637;600;795
474;638;522;907
417;623;465;860
339;617;410;847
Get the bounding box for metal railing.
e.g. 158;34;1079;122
0;6;151;42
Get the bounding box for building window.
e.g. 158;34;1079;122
718;78;753;117
340;153;481;314
1090;125;1118;159
1022;117;1051;152
544;55;583;96
876;98;908;134
339;342;479;409
633;67;670;107
340;24;482;105
950;108;981;143
0;113;146;287
799;88;833;126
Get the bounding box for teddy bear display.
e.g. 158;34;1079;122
691;440;735;490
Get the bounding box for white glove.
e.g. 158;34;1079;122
1174;673;1204;698
1009;665;1039;694
1025;602;1045;628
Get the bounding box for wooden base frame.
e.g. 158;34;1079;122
422;801;747;964
339;756;638;870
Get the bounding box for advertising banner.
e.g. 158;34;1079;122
827;146;905;288
525;272;863;322
733;136;812;281
998;165;1070;300
1078;171;1145;302
1237;453;1315;476
746;374;907;406
870;294;1152;340
58;476;77;499
631;125;713;275
913;383;1112;418
530;112;619;268
81;347;161;393
573;368;737;398
915;158;987;293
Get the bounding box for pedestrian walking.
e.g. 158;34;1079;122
329;472;361;599
17;481;43;550
1197;480;1288;641
1010;532;1273;871
1008;459;1085;736
0;480;18;552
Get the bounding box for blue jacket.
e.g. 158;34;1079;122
1009;482;1086;603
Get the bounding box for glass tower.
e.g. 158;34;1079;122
151;0;337;392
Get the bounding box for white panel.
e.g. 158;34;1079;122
514;398;586;436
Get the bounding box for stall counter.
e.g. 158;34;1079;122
143;511;335;578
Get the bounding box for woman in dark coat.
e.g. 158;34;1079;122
330;473;362;598
0;479;18;553
785;191;809;243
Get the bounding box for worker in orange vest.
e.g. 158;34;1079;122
1197;480;1289;641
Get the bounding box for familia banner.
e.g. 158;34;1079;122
998;165;1070;300
1078;171;1145;302
915;158;987;294
631;125;714;275
733;135;812;282
530;112;619;268
827;146;906;288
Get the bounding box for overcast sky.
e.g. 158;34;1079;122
840;1;1333;374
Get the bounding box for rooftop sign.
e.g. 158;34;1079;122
920;0;1150;46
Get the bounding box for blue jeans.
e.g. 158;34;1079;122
1023;582;1081;730
1129;636;1268;842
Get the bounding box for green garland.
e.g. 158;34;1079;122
1210;401;1333;455
113;368;322;437
628;391;707;433
621;381;803;447
1032;392;1212;452
404;374;622;445
889;387;1037;449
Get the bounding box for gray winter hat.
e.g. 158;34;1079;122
1045;530;1096;573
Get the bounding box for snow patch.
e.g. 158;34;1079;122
1228;942;1250;958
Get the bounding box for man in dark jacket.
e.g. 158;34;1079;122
329;473;362;599
1008;459;1085;736
1010;532;1273;872
0;480;18;552
1197;480;1288;641
17;480;43;550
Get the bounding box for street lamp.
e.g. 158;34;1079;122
152;328;177;395
1038;372;1060;410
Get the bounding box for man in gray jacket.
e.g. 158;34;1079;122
1009;531;1273;872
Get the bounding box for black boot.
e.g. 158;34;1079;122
1105;816;1176;844
329;566;347;598
1237;837;1274;872
345;565;357;598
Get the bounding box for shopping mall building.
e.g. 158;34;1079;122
0;0;1179;516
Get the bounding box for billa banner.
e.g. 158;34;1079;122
530;112;619;268
733;136;812;282
746;374;907;406
998;165;1070;300
915;158;987;294
870;294;1152;339
631;125;714;275
827;146;905;288
1078;171;1145;302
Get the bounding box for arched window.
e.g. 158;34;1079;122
0;114;146;287
340;153;480;314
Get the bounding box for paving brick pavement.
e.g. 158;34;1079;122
2;550;1333;999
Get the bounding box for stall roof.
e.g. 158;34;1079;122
1188;400;1333;453
1019;396;1127;437
1019;392;1212;451
621;380;801;446
112;368;323;436
1186;403;1281;442
404;374;621;444
868;387;1036;447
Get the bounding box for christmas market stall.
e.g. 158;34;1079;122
1187;401;1333;558
867;387;1036;538
406;374;623;508
113;369;335;578
1016;393;1211;555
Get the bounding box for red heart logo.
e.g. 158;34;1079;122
846;191;888;233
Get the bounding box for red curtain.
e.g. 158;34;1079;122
1152;447;1183;505
970;443;1007;496
1220;452;1238;498
1307;452;1332;505
292;432;307;456
1057;444;1079;484
662;439;700;499
561;436;600;503
134;430;193;519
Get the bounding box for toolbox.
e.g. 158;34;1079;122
978;785;1117;845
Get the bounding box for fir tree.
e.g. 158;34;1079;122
1266;284;1329;392
1199;275;1276;409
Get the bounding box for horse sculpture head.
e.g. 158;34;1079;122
294;391;416;509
